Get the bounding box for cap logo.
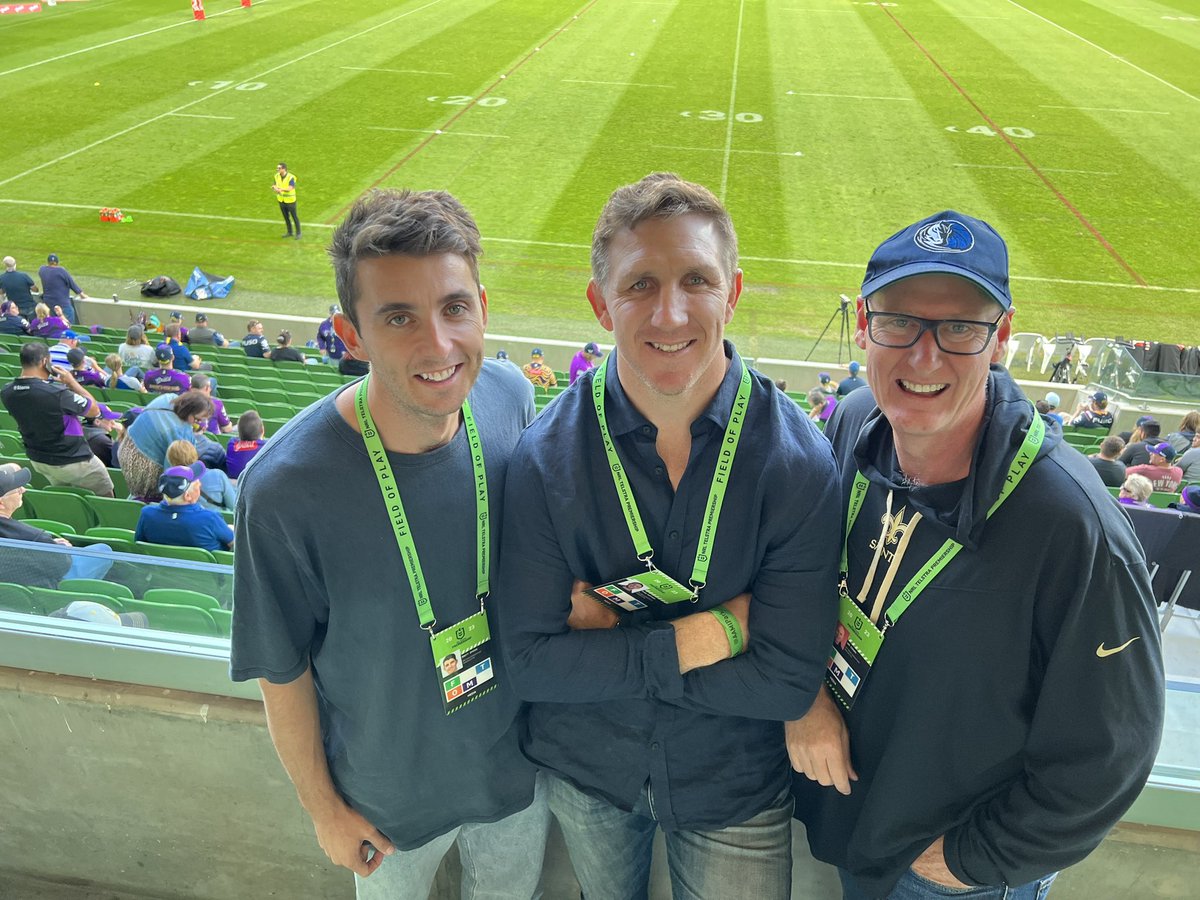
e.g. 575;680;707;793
914;219;974;254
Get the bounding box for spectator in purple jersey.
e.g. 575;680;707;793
66;347;106;389
224;410;267;480
317;305;347;362
569;341;604;385
144;346;193;395
28;302;71;339
190;372;234;434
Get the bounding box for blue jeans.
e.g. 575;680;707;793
545;772;792;900
63;544;114;581
354;775;550;900
839;867;1058;899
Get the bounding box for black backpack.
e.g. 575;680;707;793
140;275;182;297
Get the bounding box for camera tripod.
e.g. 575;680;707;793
806;294;855;364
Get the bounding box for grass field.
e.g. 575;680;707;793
1;0;1197;360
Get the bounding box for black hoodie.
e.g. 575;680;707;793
795;366;1165;897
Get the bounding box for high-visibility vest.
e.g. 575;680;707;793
274;170;297;203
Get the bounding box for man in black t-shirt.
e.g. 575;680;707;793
1088;435;1127;488
0;342;115;496
241;319;272;359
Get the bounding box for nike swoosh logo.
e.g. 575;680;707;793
1096;637;1140;658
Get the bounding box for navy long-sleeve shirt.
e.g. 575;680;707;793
497;343;841;831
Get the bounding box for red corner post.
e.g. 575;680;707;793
191;0;204;21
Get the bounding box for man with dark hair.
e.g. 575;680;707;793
788;211;1163;899
0;256;41;317
1;342;114;496
232;188;548;898
0;299;30;335
38;253;87;323
1069;391;1114;429
241;319;272;359
67;347;106;388
1088;434;1127;487
225;410;267;480
144;346;192;395
162;323;203;371
497;172;840;899
1120;418;1162;467
190;373;233;434
273;162;301;239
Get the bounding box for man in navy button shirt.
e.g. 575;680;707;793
497;173;841;899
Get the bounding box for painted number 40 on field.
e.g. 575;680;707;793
946;125;1035;138
680;111;763;122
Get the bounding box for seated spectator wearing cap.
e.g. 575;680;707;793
1;342;115;496
1118;415;1154;445
189;373;233;435
0;256;41;318
1034;400;1064;439
80;405;125;468
27;302;71;340
103;354;146;393
1177;432;1200;483
48;329;82;369
241;320;272;359
0;464;114;585
1088;435;1127;488
166;440;237;512
118;324;156;376
836;361;866;397
67;347;106;389
806;386;836;425
1117;473;1154;508
272;329;306;363
188;312;229;348
1042;391;1063;425
0;300;31;336
1126;443;1184;494
162;324;205;371
167;311;190;343
1164;411;1200;456
224;410;268;480
1171;485;1200;516
1069;391;1114;429
143;345;192;395
522;348;557;389
316;305;346;362
119;390;214;501
816;371;836;396
1119;419;1162;468
569;341;603;385
134;463;234;552
50;601;147;629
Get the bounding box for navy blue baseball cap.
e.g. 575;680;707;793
861;210;1012;311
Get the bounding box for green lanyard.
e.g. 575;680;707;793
355;376;489;631
841;409;1045;628
592;353;753;592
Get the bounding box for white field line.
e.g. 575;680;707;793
0;0;449;190
786;91;914;101
0;0;269;78
340;66;452;75
562;79;675;88
367;126;508;138
169;112;236;121
4;198;1196;294
1004;0;1200;103
652;143;804;157
1039;104;1169;115
720;0;748;200
954;163;1117;175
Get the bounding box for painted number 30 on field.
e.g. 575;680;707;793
680;111;763;122
946;125;1035;138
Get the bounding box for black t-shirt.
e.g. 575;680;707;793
272;346;305;363
1090;456;1127;488
0;377;94;465
1119;440;1153;468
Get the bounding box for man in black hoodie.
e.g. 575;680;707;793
788;211;1164;899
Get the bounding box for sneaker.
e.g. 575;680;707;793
281;233;293;239
294;232;302;240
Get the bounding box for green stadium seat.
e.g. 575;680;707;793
0;431;24;454
0;583;37;615
143;588;221;611
59;579;135;602
219;385;253;401
66;534;136;554
43;484;96;498
88;497;145;530
210;608;233;638
119;598;220;637
107;468;130;499
1148;491;1176;509
211;549;234;566
20;518;75;536
86;526;137;543
136;541;217;564
29;587;123;618
21;490;99;534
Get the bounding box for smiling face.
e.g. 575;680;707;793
857;273;1011;449
587;213;741;406
335;253;487;430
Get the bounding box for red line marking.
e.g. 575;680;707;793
878;6;1146;287
327;0;602;224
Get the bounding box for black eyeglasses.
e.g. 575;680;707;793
864;306;1004;356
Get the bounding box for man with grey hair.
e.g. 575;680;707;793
0;256;41;318
230;189;548;899
497;172;840;898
